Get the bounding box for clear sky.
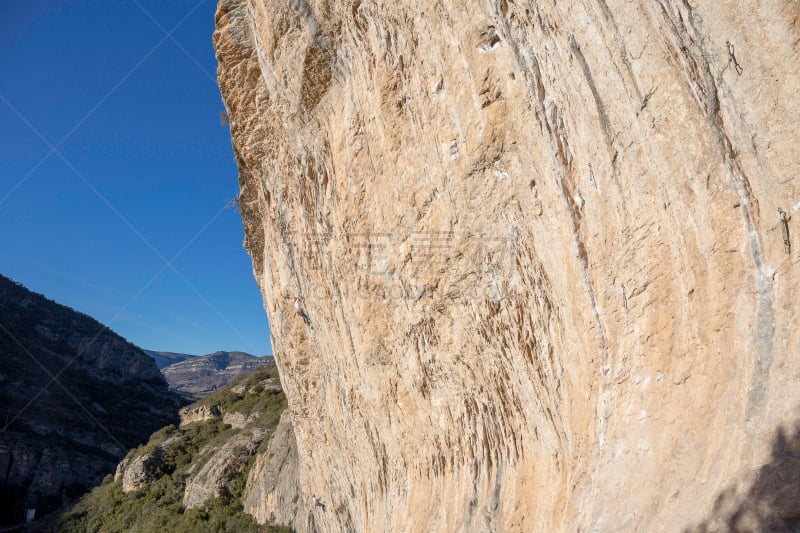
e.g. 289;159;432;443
0;0;272;356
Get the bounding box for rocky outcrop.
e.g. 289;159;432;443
179;405;221;427
223;411;256;429
0;275;180;525
118;453;164;493
115;437;179;493
232;376;283;397
183;427;269;509
215;1;800;531
242;411;301;529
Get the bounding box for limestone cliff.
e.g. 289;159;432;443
243;411;302;529
214;1;800;531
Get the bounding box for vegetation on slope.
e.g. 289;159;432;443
44;366;289;533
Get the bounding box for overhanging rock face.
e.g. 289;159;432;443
213;1;800;531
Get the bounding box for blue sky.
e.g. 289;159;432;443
0;0;272;356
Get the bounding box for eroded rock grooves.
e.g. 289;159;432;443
213;1;800;531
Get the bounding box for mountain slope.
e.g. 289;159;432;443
55;366;291;533
143;350;196;369
162;351;274;398
0;275;182;526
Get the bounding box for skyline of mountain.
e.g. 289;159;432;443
161;351;275;398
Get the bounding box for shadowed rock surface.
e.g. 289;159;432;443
242;410;302;531
0;275;180;525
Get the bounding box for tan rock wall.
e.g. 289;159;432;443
183;427;268;508
243;411;303;529
214;1;800;531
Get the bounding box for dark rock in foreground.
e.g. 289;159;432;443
0;275;182;525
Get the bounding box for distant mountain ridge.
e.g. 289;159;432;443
160;351;274;398
143;349;196;369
